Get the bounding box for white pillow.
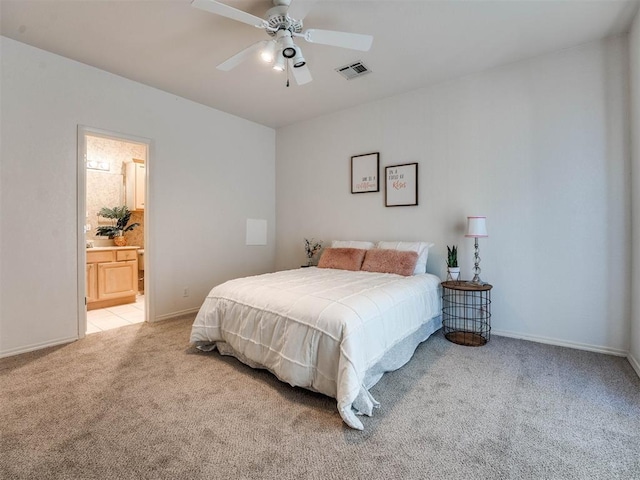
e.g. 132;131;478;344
331;240;375;250
375;241;434;275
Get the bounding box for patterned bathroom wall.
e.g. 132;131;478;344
86;135;146;244
124;210;145;248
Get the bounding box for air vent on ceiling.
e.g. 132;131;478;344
336;61;371;80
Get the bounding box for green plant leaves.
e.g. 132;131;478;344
95;206;139;238
446;245;458;268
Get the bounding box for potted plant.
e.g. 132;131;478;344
446;245;460;281
95;206;139;246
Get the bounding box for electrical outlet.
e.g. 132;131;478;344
183;287;189;297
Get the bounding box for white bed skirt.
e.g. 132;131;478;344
191;268;442;429
196;316;441;428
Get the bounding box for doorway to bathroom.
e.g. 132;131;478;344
77;126;151;336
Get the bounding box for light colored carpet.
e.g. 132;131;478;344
1;315;639;480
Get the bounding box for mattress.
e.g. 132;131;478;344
190;267;442;429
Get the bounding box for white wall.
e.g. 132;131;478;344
276;37;631;355
630;12;640;374
0;37;276;356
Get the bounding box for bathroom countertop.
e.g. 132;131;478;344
87;246;141;251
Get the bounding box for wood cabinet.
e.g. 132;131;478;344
86;263;98;303
125;159;145;211
87;247;138;310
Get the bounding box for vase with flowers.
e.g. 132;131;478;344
304;238;323;267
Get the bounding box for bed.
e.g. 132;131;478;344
190;243;442;430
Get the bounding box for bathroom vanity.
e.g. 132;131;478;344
86;246;139;310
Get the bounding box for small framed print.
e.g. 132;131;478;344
385;163;418;207
351;152;380;194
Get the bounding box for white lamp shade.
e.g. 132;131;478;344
465;216;488;237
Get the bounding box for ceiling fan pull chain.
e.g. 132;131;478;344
286;57;290;87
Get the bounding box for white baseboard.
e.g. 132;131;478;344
152;307;200;323
492;329;628;357
627;353;640;378
0;309;198;358
0;336;78;359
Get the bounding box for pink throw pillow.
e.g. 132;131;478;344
317;248;367;271
361;249;419;276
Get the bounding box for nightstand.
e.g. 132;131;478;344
441;281;492;346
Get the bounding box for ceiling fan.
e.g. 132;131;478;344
191;0;373;86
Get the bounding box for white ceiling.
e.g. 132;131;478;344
1;0;638;128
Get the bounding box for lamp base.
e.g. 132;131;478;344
470;237;484;285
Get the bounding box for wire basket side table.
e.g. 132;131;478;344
441;281;492;346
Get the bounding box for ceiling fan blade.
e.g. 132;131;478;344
303;29;373;51
191;0;266;28
289;60;312;85
217;40;268;71
286;0;319;21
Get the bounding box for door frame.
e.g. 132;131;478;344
77;126;153;337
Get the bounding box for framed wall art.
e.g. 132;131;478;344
385;163;418;207
351;152;380;194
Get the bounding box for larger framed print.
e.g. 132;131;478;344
385;163;418;207
351;152;380;194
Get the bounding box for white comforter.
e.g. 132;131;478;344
190;267;442;429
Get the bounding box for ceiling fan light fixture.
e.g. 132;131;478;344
260;40;277;63
277;30;297;58
273;51;286;71
282;45;296;58
292;48;306;68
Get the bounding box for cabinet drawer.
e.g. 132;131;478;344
87;250;115;263
116;250;137;261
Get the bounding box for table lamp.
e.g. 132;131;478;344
465;216;488;284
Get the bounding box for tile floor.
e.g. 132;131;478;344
86;295;145;334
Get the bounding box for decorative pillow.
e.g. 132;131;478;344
375;241;434;275
331;240;375;250
361;249;419;276
317;248;367;271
